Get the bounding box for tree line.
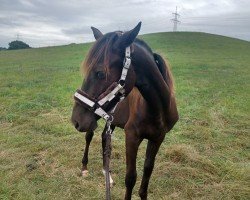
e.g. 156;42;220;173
0;40;31;51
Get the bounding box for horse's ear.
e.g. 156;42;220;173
91;26;103;40
114;22;141;49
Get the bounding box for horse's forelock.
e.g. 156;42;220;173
82;32;119;77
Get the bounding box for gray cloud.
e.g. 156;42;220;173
0;0;249;47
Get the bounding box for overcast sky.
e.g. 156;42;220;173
0;0;249;47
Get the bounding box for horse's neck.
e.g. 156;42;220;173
133;47;178;130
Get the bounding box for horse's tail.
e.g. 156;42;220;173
153;53;174;94
153;53;178;130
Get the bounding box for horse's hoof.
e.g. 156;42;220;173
81;170;89;177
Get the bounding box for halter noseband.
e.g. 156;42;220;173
74;46;131;122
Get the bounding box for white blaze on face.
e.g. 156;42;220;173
102;169;114;187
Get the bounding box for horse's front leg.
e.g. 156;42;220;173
139;139;163;200
124;130;142;200
81;131;94;176
102;124;115;187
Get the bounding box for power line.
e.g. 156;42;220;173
171;6;180;32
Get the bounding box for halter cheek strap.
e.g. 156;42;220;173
74;46;131;121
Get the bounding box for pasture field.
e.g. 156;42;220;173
0;32;249;199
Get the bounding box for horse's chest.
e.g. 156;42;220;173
129;116;165;139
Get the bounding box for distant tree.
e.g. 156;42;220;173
8;40;31;50
0;47;7;51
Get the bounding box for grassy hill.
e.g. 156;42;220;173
0;32;249;199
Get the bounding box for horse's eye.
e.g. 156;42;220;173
96;71;105;79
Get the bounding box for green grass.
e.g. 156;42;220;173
0;32;249;199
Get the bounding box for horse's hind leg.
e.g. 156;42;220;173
139;139;163;200
81;131;94;176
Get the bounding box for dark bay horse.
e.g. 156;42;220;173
71;22;178;199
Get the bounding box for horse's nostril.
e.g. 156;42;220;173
75;122;79;129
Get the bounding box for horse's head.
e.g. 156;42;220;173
71;22;141;132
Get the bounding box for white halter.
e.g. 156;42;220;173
74;46;131;121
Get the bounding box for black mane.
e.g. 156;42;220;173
134;38;153;54
134;38;168;83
